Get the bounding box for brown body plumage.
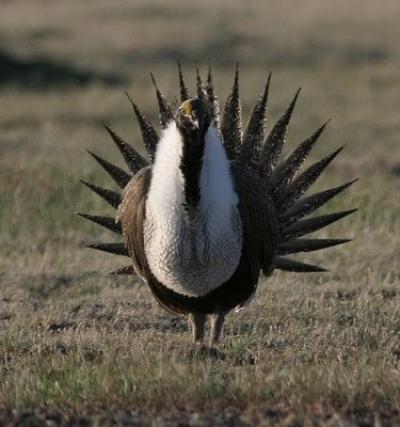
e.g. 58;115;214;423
79;65;356;345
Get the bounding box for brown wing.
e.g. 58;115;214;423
116;166;152;281
116;167;187;314
232;162;279;278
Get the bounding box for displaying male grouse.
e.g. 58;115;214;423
78;64;356;345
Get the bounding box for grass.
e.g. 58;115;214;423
1;0;400;425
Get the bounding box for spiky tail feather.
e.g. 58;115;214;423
79;64;356;274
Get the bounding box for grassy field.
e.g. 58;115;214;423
1;0;400;425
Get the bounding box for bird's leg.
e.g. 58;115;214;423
210;313;225;345
189;313;207;344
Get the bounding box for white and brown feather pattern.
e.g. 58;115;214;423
144;122;243;297
144;207;243;297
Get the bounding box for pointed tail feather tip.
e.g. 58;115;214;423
77;212;122;234
282;208;358;240
207;63;212;85
85;242;129;257
79;180;121;208
150;72;173;128
103;124;148;173
221;64;242;159
125;91;159;161
280;178;358;223
270;120;329;189
86;150;132;188
196;66;208;103
149;71;158;89
278;146;346;210
275;256;328;273
259;88;301;175
177;60;190;102
241;73;271;162
277;238;351;255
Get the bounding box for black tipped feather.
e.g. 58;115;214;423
271;120;329;189
241;73;271;164
278;238;351;255
87;150;131;188
278;146;344;211
221;63;242;159
280;179;358;225
86;242;129;257
125;92;159;162
177;61;190;102
275;256;328;272
80;180;121;209
196;67;207;103
103;124;148;173
109;265;136;275
259;88;301;176
150;72;173;129
206;65;220;127
77;213;122;234
282;209;357;240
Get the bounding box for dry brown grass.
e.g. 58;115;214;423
0;1;400;425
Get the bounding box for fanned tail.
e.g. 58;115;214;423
247;83;356;271
79;63;356;276
79;94;158;264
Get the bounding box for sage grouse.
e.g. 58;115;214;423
79;64;356;345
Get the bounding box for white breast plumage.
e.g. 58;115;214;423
144;122;243;297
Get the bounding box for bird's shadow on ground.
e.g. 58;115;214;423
186;345;227;361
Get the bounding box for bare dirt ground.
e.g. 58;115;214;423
1;1;400;425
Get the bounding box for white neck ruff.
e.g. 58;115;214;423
144;122;243;298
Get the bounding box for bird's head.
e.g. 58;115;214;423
175;97;211;136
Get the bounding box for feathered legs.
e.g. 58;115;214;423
188;312;225;345
210;313;225;345
189;313;206;343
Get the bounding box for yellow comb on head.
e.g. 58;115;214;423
180;99;193;116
